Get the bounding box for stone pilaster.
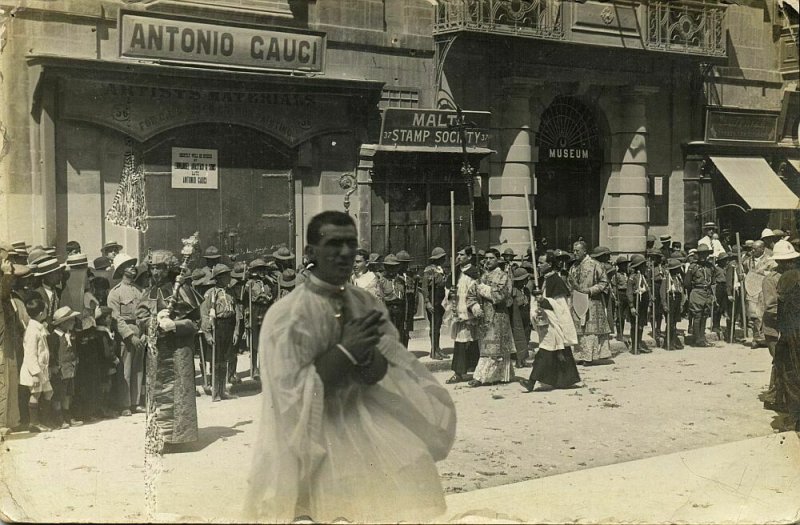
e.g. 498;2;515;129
606;88;651;254
356;145;376;250
488;80;536;255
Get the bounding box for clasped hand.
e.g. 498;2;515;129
340;310;383;363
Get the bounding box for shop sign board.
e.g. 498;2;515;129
172;147;218;189
705;108;779;143
119;11;325;73
379;108;491;150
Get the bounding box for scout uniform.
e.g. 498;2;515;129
626;255;652;353
683;245;715;347
396;250;417;347
380;255;406;339
421;247;449;360
242;259;274;380
660;259;685;350
611;255;630;342
107;256;144;412
645;249;665;345
712;252;730;338
201;264;239;401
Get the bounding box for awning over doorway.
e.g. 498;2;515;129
709;156;800;210
373;144;494;156
789;159;800;172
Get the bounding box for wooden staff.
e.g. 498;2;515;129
450;190;456;286
730;268;737;344
524;188;539;283
665;271;671;351
736;232;748;339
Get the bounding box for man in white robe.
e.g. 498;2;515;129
244;211;456;523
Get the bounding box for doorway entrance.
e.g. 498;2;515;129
535;96;603;250
370;155;472;270
142;123;294;256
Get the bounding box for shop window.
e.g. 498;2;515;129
649;173;670;226
379;87;419;109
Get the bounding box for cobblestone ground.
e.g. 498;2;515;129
0;334;783;522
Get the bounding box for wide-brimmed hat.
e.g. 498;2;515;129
66;253;89;269
591;246;611;258
248;258;268;271
27;248;49;266
629;254;646;269
715;252;731;263
703;222;717;230
11;241;30;255
744;240;754;248
52;306;80;326
430;247;446;260
112;253;138;279
646;234;657;243
395;250;412;263
646;248;662;258
696;244;711;254
43;246;56;256
553;249;570;260
660;235;672;243
761;228;776;240
33;255;64;276
273;247;295;261
383;254;400;266
278;269;297;287
502;248;515;257
211;263;232;279
687;248;698;256
615;255;629;265
512;267;529;281
93;256;112;270
368;253;381;265
773;228;787;239
666;258;682;270
191;268;209;286
203;246;221;259
102;241;122;253
772;240;800;260
231;262;246;279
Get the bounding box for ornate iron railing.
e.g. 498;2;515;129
646;0;727;56
433;0;565;41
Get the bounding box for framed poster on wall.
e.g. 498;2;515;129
649;173;669;226
171;147;219;189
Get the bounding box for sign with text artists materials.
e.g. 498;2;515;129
705;108;779;143
379;108;491;150
119;11;325;73
172;148;218;189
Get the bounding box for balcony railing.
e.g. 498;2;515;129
434;0;727;58
434;0;565;41
646;0;727;56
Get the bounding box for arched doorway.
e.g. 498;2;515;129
535;96;603;250
142;123;295;256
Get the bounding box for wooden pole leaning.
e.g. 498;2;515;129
524;187;539;284
736;232;749;340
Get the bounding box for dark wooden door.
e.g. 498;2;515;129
535;167;600;250
142;124;293;257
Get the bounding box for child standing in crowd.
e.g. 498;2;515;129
94;307;120;418
49;306;83;428
20;297;53;432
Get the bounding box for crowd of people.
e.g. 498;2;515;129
2;220;799;438
0;238;305;441
349;222;800;430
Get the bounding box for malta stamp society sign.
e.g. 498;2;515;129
172;148;218;189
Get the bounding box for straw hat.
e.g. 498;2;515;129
771;240;800;260
33;256;64;277
703;222;717;230
52;306;80;326
102;241;122;253
66;253;89;269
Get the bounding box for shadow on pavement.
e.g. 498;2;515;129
165;425;246;453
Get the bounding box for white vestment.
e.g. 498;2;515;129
243;273;456;523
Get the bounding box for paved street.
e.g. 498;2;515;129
0;324;785;523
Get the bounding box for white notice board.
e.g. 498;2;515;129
171;147;218;189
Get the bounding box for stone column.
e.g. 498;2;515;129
606;88;652;254
488;80;536;255
356;145;376;250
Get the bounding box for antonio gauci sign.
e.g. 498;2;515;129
119;11;325;73
379;108;491;150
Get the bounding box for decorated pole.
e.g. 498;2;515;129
736;232;749;340
450;190;456;287
524;187;539;283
